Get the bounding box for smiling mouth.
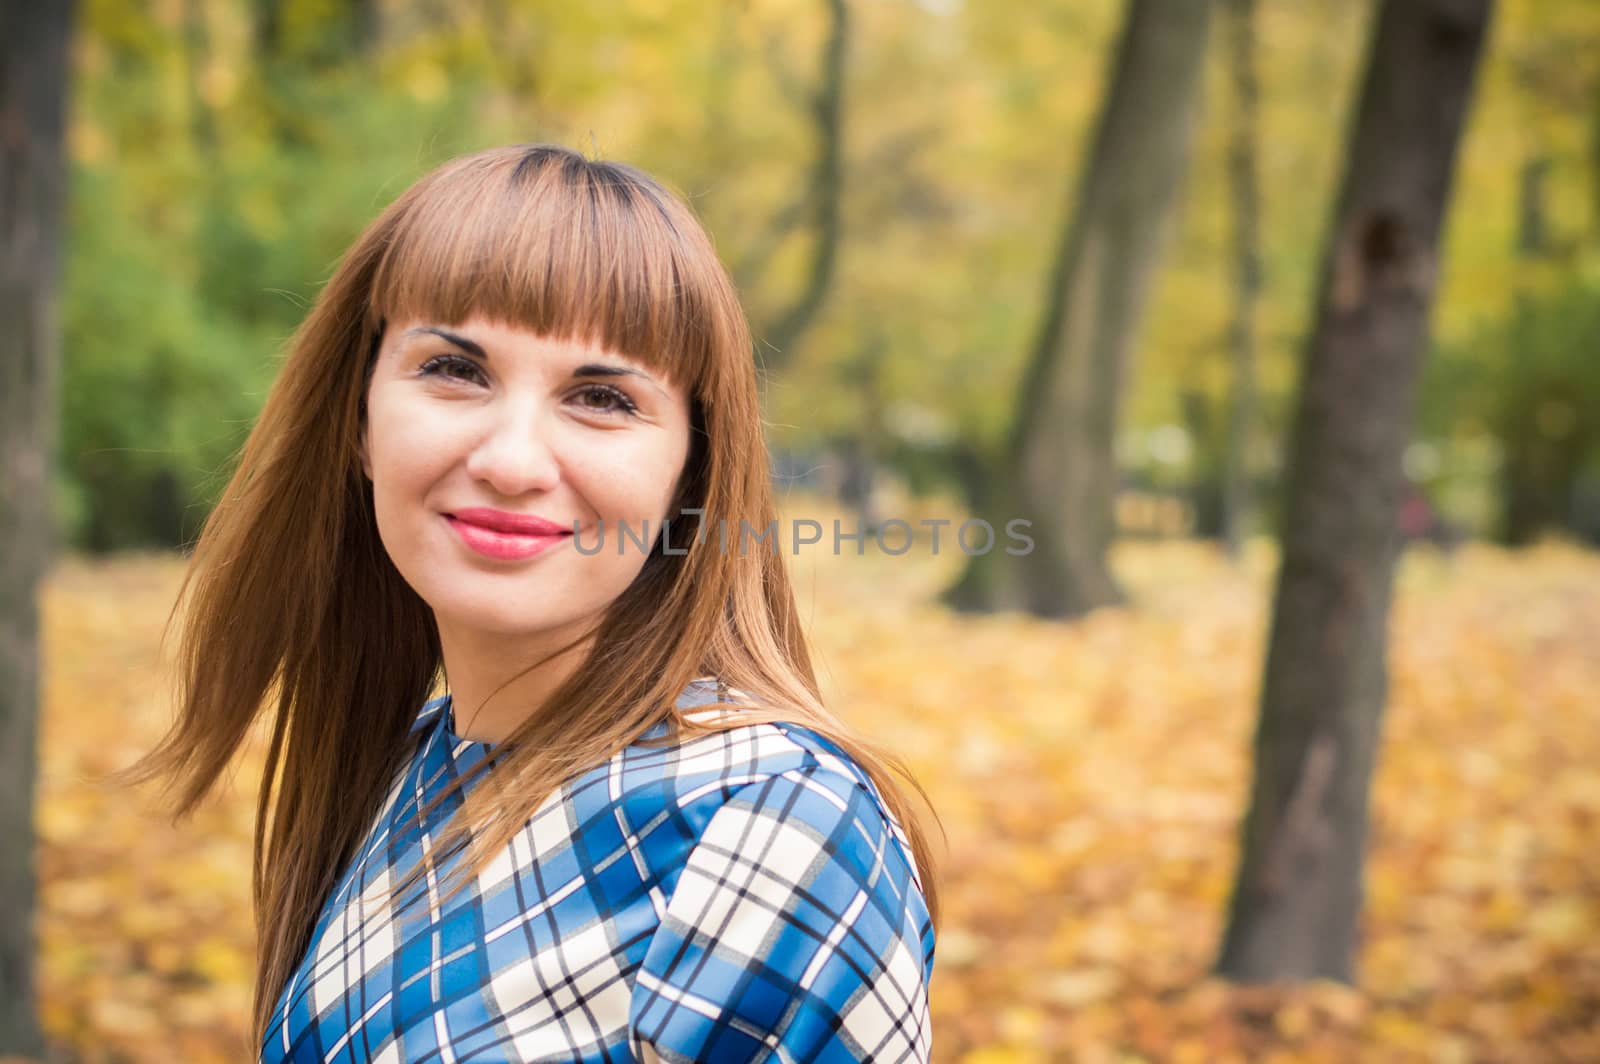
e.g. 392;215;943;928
444;514;573;561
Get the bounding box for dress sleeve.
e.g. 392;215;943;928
627;765;935;1063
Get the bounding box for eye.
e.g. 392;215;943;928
571;383;639;417
418;353;486;385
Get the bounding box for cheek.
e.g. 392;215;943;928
366;402;456;510
576;437;689;520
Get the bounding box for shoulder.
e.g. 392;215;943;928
618;684;935;1063
614;688;925;891
626;754;936;1062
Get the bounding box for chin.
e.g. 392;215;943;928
433;595;589;641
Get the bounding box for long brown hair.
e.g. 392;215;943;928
122;143;941;1046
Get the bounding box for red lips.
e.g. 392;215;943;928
447;507;572;536
444;508;573;562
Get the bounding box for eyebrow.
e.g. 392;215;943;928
405;325;487;360
403;325;668;394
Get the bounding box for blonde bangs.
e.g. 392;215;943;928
367;145;717;388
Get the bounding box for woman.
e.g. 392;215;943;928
127;143;938;1062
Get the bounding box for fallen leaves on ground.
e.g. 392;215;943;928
33;513;1600;1062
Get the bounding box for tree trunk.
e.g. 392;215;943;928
945;0;1214;617
1216;0;1492;983
836;330;889;530
252;0;286;59
1182;386;1227;539
183;0;219;159
757;0;847;372
1222;0;1262;562
0;0;74;1053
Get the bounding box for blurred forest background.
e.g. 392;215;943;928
3;0;1599;1060
45;0;1600;553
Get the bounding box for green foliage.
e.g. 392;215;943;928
1425;273;1600;438
1488;280;1600;445
1423;269;1600;542
60;168;257;550
56;0;1600;549
61;1;485;550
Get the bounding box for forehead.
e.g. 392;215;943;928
366;155;718;395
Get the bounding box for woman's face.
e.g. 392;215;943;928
361;314;693;643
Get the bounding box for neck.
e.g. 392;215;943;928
436;617;597;744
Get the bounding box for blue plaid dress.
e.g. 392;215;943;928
260;678;935;1063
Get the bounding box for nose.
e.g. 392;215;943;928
462;399;562;497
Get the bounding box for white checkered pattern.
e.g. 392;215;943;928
260;679;935;1062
